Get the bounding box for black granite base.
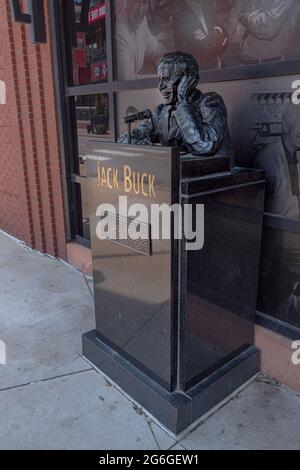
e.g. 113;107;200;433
83;330;260;435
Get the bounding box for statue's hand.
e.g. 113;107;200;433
177;75;198;102
117;133;130;144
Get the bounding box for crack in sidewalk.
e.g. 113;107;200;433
83;274;93;297
0;368;93;393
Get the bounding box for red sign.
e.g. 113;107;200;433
88;3;106;24
72;32;87;67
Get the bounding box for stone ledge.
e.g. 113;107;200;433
255;324;300;394
66;242;92;275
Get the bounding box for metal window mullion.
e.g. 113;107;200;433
49;0;76;240
105;0;117;142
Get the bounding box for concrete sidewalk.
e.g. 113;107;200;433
0;230;299;450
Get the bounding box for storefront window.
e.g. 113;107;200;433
258;225;300;329
231;82;300;330
115;0;300;81
248;91;300;329
71;0;107;85
75;93;110;174
74;93;110;240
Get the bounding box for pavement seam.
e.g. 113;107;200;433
146;419;162;450
83;274;93;297
180;443;188;450
167;441;187;451
0;368;93;393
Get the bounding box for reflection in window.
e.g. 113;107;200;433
226;0;300;65
72;0;107;85
248;90;300;330
74;93;110;240
115;0;300;81
115;0;167;81
75;94;110;177
248;94;300;220
114;0;229;80
75;182;91;240
258;226;300;330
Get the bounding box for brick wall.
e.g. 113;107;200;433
0;0;66;259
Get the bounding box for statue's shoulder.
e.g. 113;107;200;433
155;103;165;114
196;91;227;117
199;91;226;107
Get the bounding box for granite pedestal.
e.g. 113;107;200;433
83;143;265;434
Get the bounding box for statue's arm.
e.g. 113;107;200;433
118;118;159;145
174;94;228;156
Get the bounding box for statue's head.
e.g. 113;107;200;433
158;52;199;105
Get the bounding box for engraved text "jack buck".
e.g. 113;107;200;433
97;163;156;199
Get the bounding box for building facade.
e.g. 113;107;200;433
0;0;66;258
0;0;300;392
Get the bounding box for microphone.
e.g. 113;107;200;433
123;109;152;124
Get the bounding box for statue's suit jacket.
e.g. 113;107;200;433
120;89;232;157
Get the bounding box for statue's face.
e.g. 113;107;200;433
158;62;183;105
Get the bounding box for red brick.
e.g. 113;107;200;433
0;0;66;259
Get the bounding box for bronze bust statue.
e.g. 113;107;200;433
118;51;232;157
